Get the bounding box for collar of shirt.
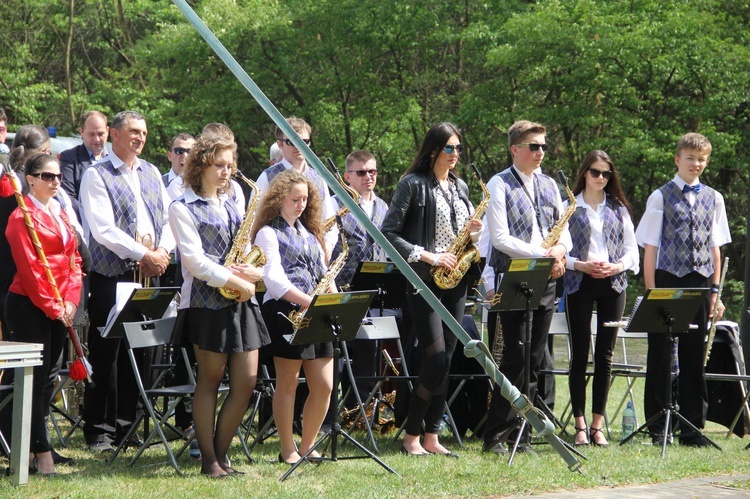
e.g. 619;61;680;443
183;185;231;207
672;174;699;190
575;191;606;214
281;157;308;174
86;146;107;163
108;151;142;173
29;193;62;216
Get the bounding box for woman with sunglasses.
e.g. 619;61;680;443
382;122;482;457
3;153;83;476
563;150;638;446
169;135;269;478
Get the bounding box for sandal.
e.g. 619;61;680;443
589;427;609;447
573;427;589;447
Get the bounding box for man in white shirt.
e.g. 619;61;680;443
483;120;571;455
79;110;175;452
162;133;195;188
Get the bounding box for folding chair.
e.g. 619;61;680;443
608;328;647;429
48;368;84;447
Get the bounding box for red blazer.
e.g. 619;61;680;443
6;196;83;320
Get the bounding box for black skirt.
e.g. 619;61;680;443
173;300;270;354
261;299;333;360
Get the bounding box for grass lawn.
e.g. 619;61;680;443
1;328;748;497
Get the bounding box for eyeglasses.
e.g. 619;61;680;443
516;143;548;152
172;147;191;155
443;144;464;155
32;172;63;182
282;138;311;147
349;169;378;178
588;167;612;180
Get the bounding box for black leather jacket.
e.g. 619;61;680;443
381;170;471;278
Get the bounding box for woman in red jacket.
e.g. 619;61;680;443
4;153;82;476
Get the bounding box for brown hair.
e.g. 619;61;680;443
169;132;195;149
402;122;462;179
201;123;234;141
80;110;108;129
676;132;712;157
251;169;324;249
9;125;50;172
183;135;237;197
345;150;375;170
572;150;632;217
508;120;546;149
275;116;311;141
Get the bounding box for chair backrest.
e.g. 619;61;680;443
356;316;400;341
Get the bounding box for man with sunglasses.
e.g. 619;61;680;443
60;111;109;221
483;120;571;455
163;132;195;188
254;116;337;253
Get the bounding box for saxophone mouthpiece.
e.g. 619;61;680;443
556;170;568;185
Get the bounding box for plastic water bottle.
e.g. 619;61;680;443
622;401;636;439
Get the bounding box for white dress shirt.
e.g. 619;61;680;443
564;193;639;274
80;152;175;261
254;222;327;303
635;174;731;249
168;187;234;308
166;175;246;212
486;165;572;258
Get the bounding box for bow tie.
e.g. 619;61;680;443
682;183;702;194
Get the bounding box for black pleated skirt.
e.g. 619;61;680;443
173;300;270;354
261;299;333;360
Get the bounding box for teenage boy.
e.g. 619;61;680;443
635;132;730;446
483;120;571;454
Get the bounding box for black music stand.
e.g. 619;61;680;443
100;287;179;339
349;261;406;315
280;291;398;481
489;258;576;464
619;288;721;457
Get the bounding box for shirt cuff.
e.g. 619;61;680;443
408;245;423;263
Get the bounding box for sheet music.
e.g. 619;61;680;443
99;282;142;337
624;296;643;331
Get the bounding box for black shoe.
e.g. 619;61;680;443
114;433;144;448
513;442;533;453
88;440;115;453
482;440;508;455
651;434;673;446
680;435;711;448
51;449;74;466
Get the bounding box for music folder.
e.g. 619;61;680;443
284;291;377;345
100;286;180;338
625;288;709;334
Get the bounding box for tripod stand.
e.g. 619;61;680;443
280;291;398;481
619;288;721;457
490;258;584;465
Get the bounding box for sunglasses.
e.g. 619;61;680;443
32;172;63;182
282;138;311;147
516;143;548;152
350;169;378;178
588;167;612;180
172;147;191;155
443;144;464;155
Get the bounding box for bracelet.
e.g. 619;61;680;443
432;254;440;266
710;285;720;294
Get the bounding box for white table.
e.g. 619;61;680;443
0;341;43;486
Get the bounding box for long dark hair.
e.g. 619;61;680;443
9;125;50;172
401;122;462;179
572;150;632;216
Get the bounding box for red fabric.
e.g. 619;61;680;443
6;196;83;320
69;358;88;381
0;175;15;197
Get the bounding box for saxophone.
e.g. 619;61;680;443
542;170;576;250
432;163;490;290
218;171;266;299
287;217;349;330
322;157;359;233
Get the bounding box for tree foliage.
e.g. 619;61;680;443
1;0;749;314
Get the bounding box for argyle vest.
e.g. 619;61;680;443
264;162;328;200
489;169;559;273
658;181;716;278
89;160;164;276
181;198;241;309
330;194;388;288
564;199;627;294
270;216;326;295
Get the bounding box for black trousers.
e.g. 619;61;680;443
644;270;709;439
484;278;556;444
565;275;625;417
4;293;66;453
82;271;142;444
403;276;466;436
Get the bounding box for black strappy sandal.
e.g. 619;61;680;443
573;427;589;447
589;427;609;447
